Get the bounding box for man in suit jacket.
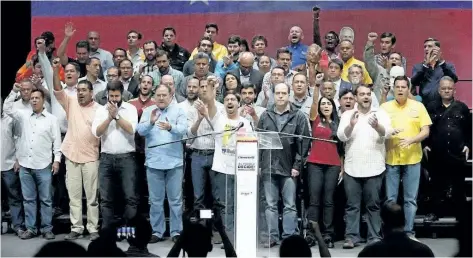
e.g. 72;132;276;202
124;77;140;98
229;52;264;95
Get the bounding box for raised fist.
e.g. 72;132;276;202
368;32;378;42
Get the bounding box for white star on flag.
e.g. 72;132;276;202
190;0;209;5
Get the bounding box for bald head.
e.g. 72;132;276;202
87;31;101;52
288;26;304;44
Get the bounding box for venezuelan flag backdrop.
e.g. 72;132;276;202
32;0;471;106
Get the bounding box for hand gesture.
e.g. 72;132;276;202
207;75;218;87
399;137;414;148
223;55;232;66
291;169;299;177
263;85;269;98
51;161;60;175
158;117;172;131
367;32;378;42
294;64;306;72
462;146;469;161
194;99;208;119
30;74;42;88
350;111;359;127
391;128;403;136
315;73;324;85
423;146;431;160
245;104;256;116
367;113;378;129
138;63;145;74
425;50;437;66
64;22;76;38
240;107;247;117
150;108;160;125
107;102;118;119
13;83;21;93
432;46;443;63
376;55;388;68
13;160;20;173
52;58;61;70
312;6;320;17
36;38;46;53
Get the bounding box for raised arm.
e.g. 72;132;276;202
312;6;322;46
57;23;76;66
3;84;22;119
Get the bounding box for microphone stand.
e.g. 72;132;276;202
254;128;338;143
147;126;240;149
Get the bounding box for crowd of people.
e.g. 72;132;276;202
1;6;471;257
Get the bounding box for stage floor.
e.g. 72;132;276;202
0;233;458;257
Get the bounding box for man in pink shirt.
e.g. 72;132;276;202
52;59;101;241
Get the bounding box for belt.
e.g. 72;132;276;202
191;149;215;156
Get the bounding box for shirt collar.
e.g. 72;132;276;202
121;77;132;84
31;109;46;117
274;103;291;115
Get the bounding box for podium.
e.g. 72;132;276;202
233;132;283;257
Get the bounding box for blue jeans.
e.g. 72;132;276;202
147;166;183;238
262;173;297;243
19;165;53;233
210;171;235;244
385;163;421;235
190;152;214;210
1;169;25;231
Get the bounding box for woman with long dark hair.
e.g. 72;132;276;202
218;72;241;103
305;81;342;248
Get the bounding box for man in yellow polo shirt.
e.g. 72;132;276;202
381;75;431;241
339;40;372;85
189;23;228;61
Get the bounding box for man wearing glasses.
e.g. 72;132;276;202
94;67;134;105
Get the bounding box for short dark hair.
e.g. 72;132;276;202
198;36;214;49
325;31;340;45
205;23;219;33
106;66;121;77
118;58;133;67
380;32;397;45
240;83;256;93
328;58;344;70
76;40;90;52
388;51;403;59
424;37;440;47
293;73;307;81
381;202;405;231
86;57;101;66
127;30;142;40
223;91;241;103
227;35;242;46
65;62;81;73
251;35;268;48
106;80;124;93
78;80;93;91
272;83;291;94
339;88;354;99
143;40;158;50
162;27;176;36
113;48;127;57
155;49;168;59
276;47;292;59
31;88;45;99
140;74;154;85
271;66;285;74
354;84;371;95
393;75;410;88
40;31;55;46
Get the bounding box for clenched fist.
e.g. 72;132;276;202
368;32;378;42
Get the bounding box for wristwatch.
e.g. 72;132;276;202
115;114;120;120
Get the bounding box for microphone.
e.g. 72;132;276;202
232;122;245;131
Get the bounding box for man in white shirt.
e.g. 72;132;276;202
4;87;62;240
337;85;393;249
187;77;225;211
207;91;253;246
92;80;138;229
1;100;25;236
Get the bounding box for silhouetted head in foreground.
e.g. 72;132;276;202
381;202;405;233
35;241;87;257
279;234;312;257
127;214;153;250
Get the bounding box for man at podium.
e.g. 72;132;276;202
257;83;311;247
202;88;253;247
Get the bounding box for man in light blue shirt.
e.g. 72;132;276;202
286;26;308;70
137;84;187;243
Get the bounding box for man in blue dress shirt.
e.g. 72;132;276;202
137;84;187;243
286;26;308;70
